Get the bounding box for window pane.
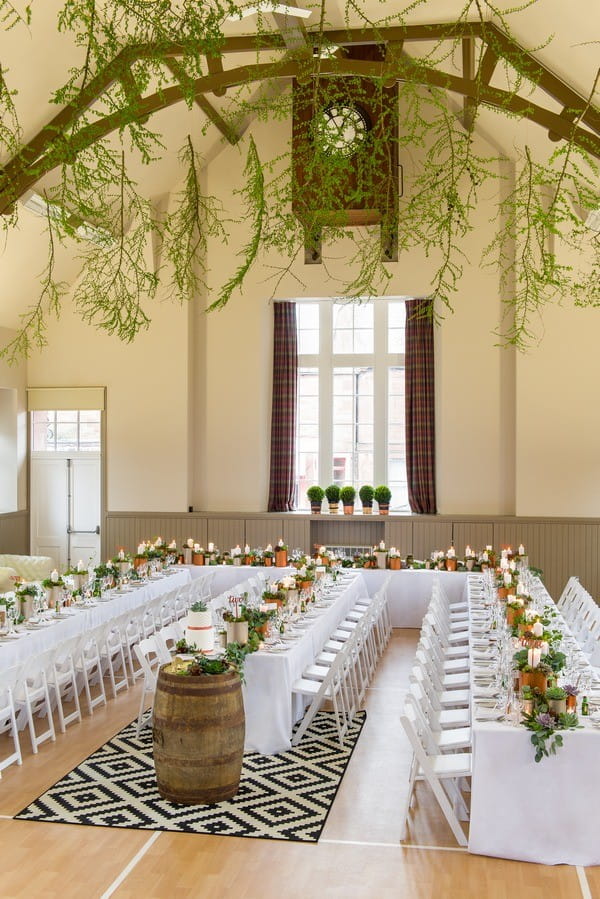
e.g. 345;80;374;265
389;301;405;328
333;329;353;354
299;395;318;422
357;453;373;482
333;424;353;453
79;409;101;423
298;329;319;354
296;368;319;508
354;303;373;329
354;328;373;353
333;394;353;423
56;410;77;422
55;422;78;447
333;371;353;394
297;304;319;329
357;395;373;423
332;304;353;329
299;370;318;396
389;367;404;396
79;422;101;447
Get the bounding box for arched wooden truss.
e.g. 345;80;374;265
0;20;598;215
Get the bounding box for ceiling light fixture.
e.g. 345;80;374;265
227;3;312;20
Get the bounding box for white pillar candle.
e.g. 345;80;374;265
208;542;214;553
265;544;272;552
187;538;194;548
51;568;59;582
532;648;542;668
504;572;512;586
194;543;200;552
465;545;472;557
519;544;525;555
517;580;525;595
532;620;544;638
500;556;509;570
77;559;85;572
379;541;386;551
540;641;549;656
278;539;284;548
244;544;250;554
118;549;125;560
528;648;534;668
447;546;455;558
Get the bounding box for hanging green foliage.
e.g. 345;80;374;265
0;0;597;358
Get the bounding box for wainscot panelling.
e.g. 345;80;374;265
452;522;495;556
384;520;413;555
282;519;311;554
103;512;600;603
311;518;385;551
0;510;29;554
245;519;283;550
411;520;453;560
207;518;245;551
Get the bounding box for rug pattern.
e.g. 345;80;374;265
15;710;366;843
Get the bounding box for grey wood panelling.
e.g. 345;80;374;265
207;519;245;551
104;515;208;555
384;520;413;554
0;510;29;554
282;519;311;554
452;522;495;555
311;518;385;550
102;511;600;602
412;521;453;560
245;519;283;550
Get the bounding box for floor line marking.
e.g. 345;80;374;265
577;866;592;899
100;831;161;899
319;838;467;853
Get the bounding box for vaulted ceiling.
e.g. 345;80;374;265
0;0;598;330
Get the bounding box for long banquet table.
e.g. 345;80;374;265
467;573;600;866
0;568;191;669
185;564;468;628
209;569;366;754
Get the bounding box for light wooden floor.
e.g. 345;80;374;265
0;631;595;898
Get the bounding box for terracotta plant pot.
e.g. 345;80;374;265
519;670;548;693
226;621;248;646
134;557;146;569
343;504;354;515
263;557;273;567
547;698;567;717
256;622;270;638
566;694;577;712
275;549;288;568
498;586;508;599
506;606;522;627
388;557;401;570
377;503;389;515
446;558;457;572
192;552;205;566
310;501;322;514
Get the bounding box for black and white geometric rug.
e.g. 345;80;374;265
15;711;366;843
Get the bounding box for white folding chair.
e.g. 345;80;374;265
48;636;83;733
133;636;163;737
155;621;184;661
0;675;22;775
400;704;471;846
74;628;108;715
292;649;352;748
14;653;57;753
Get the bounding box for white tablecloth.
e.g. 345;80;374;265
185;564;467;628
242;571;367;754
0;569;191;670
467;574;600;865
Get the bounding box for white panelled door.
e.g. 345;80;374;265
30;453;101;569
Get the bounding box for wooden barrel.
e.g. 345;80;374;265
152;664;245;805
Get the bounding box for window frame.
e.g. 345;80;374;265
295;298;408;510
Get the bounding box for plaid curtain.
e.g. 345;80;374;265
268;302;298;512
405;298;437;514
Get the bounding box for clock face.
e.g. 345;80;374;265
318;103;370;157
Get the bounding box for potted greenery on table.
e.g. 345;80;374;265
325;483;340;514
340;485;356;515
307;485;324;514
359;484;374;514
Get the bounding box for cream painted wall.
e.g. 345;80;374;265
0;328;27;510
200;107;513;513
516;297;600;516
25;299;191;513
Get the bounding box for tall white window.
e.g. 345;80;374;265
296;299;408;511
31;410;101;452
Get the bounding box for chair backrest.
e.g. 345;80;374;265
133;636;162;687
155;621;184;662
